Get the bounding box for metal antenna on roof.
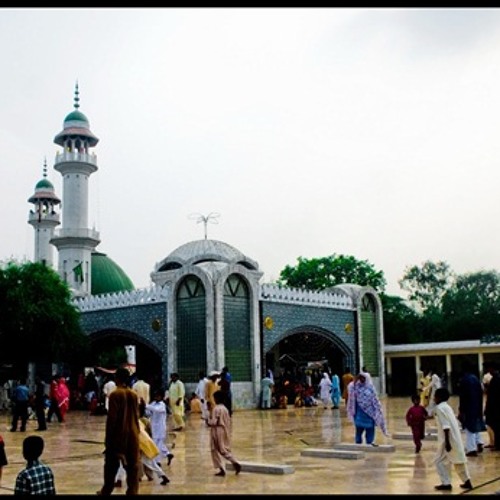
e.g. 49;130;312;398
188;212;221;240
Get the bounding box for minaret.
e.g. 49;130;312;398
27;158;61;267
50;83;100;296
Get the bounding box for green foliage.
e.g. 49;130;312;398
96;346;127;369
398;260;453;312
278;255;500;344
441;270;500;341
0;261;90;368
380;294;420;343
277;254;386;293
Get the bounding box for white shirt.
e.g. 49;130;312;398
102;380;116;410
434;400;467;464
132;379;151;405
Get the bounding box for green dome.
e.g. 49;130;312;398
64;109;89;125
35;178;54;189
91;252;135;296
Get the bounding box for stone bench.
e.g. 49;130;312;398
301;448;365;459
226;462;294;474
392;432;437;441
333;443;395;453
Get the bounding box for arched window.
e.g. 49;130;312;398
223;274;251;381
360;293;379;374
176;275;206;382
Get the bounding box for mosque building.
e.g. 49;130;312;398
28;84;385;408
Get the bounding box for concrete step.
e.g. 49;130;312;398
392;432;437;441
333;442;395;452
226;462;294;475
301;448;365;459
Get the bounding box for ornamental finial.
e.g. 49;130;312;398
74;81;80;109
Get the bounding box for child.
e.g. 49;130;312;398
14;435;56;494
145;388;174;467
206;390;241;477
433;387;473;491
406;393;428;453
0;433;7;485
138;404;169;485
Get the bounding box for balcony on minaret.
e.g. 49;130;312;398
28;209;60;224
53;227;100;238
54;150;98;167
51;227;101;247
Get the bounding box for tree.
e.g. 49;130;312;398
380;294;420;344
398;260;454;312
277;254;386;293
0;261;90;370
441;270;500;341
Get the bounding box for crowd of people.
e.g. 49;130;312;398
257;364;355;410
1;361;500;493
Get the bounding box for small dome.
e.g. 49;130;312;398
154;239;259;272
64;109;89;126
28;176;60;204
91;252;135;296
54;84;99;147
35;178;54;190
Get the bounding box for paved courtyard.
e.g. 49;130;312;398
0;396;499;495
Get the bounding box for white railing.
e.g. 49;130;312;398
74;282;353;312
52;228;100;240
74;284;170;311
54;151;98;166
28;212;60;223
260;283;354;310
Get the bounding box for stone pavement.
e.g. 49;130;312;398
0;396;499;495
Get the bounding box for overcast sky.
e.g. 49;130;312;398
2;7;500;296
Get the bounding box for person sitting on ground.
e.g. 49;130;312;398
14;435;56;494
189;393;203;413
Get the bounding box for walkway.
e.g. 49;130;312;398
1;396;499;495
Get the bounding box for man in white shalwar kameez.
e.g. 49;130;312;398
433;387;473;491
319;373;332;409
195;371;209;421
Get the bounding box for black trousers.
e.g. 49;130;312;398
35;403;47;430
99;451;140;495
11;401;29;430
47;397;62;422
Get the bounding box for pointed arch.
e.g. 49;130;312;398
176;275;207;382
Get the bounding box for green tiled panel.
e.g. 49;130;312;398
360;310;379;374
176;296;207;383
223;296;251;381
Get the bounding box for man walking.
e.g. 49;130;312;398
458;362;485;457
195;371;209;420
10;378;30;432
34;376;47;431
97;367;141;496
168;373;185;432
